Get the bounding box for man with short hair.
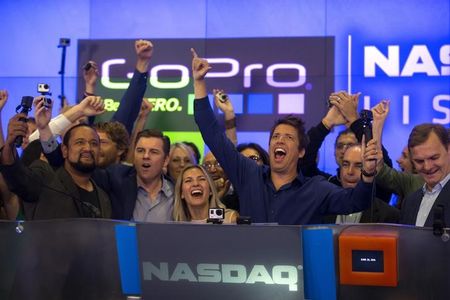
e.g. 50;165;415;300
400;124;450;226
202;151;230;199
94;121;130;168
191;49;377;225
79;129;173;221
301;93;393;203
0;98;111;219
323;144;399;224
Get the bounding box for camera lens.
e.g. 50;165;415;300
216;209;223;216
43;84;49;89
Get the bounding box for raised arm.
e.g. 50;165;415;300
213;89;237;146
301;94;347;177
83;61;99;97
192;48;259;193
0;90;9;148
111;40;153;134
371;100;390;148
125;98;153;163
0;114;28;165
39;97;105;169
329;91;360;128
34;96;54;143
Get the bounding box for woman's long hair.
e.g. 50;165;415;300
173;164;225;221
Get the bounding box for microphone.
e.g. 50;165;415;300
360;109;373;144
14;96;34;148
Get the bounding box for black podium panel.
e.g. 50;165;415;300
137;223;304;300
0;219;125;300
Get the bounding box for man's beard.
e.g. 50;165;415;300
98;154;116;168
69;154;96;173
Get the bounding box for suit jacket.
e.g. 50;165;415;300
322;197;400;224
93;164;174;220
0;159;111;220
400;180;450;227
93;164;138;220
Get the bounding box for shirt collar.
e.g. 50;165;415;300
137;175;174;198
263;165;306;185
422;172;450;194
161;176;174;198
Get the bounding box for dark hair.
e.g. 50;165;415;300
237;142;270;165
135;129;171;156
408;124;449;150
269;115;309;150
335;128;356;147
183;141;201;163
63;123;97;146
94;121;130;161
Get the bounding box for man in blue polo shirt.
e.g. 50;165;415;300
191;48;377;225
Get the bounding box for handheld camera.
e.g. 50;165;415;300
216;91;229;103
83;62;93;72
360;109;373;144
37;83;52;108
14;96;34;148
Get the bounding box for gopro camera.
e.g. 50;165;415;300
59;38;71;47
207;208;225;224
216;91;229;103
14;96;34;148
37;83;50;94
83;62;93;72
37;83;52;108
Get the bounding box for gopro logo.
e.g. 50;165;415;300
100;58;307;90
143;262;300;291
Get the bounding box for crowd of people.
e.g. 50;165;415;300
0;40;449;227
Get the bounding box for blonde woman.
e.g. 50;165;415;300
167;142;197;181
173;165;238;223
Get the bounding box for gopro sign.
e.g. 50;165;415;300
101;59;307;90
78;37;334;131
143;262;300;291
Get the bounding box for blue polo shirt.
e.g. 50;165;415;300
194;97;373;225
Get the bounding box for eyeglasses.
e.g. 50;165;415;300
336;143;357;150
248;155;261;162
202;161;220;170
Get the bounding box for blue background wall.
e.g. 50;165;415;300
1;0;449;174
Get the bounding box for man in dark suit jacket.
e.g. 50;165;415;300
0;113;111;220
400;124;450;227
323;144;400;224
92;129;174;221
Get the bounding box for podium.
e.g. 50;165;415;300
1;219;449;300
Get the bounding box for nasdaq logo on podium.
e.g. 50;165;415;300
142;261;301;292
78;37;334;131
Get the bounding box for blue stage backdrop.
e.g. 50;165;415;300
0;0;449;174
